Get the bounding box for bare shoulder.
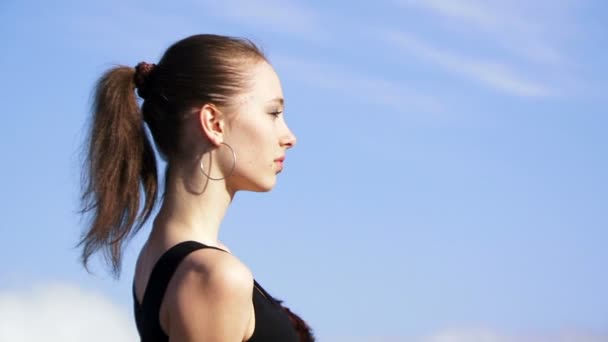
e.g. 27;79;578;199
169;247;254;304
184;248;252;292
162;248;254;340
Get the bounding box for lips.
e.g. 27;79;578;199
274;156;285;170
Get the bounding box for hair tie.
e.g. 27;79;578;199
134;61;156;99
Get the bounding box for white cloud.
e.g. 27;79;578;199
0;284;137;342
1;284;606;342
375;29;551;97
418;329;608;342
328;329;608;342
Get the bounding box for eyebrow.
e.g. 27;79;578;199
267;97;284;106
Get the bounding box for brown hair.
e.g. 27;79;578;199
78;34;266;275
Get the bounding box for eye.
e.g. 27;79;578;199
269;110;283;117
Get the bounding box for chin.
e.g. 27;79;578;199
241;176;277;193
256;179;277;192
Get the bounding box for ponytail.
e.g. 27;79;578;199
79;66;158;276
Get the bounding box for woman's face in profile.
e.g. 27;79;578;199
225;61;297;192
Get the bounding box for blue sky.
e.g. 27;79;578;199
1;0;607;341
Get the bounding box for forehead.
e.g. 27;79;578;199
245;61;283;103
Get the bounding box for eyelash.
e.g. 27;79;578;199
269;111;283;117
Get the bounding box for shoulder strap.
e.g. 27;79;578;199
139;240;227;335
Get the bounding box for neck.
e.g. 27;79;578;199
151;161;235;247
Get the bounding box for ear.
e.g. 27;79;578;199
197;104;226;146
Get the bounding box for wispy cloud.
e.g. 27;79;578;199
375;29;551;97
200;0;327;40
400;0;533;34
59;3;200;58
394;0;573;66
0;284;137;342
272;55;443;114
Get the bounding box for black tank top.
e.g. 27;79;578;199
132;241;299;342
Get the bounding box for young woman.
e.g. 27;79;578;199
79;34;314;341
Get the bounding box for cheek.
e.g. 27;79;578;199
233;126;272;169
228;114;278;170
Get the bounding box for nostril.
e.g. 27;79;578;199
281;134;296;149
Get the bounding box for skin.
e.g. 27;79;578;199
133;60;297;341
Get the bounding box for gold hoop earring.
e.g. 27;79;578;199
200;142;236;181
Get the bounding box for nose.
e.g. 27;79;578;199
280;126;297;149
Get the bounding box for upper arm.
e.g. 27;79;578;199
165;251;254;342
